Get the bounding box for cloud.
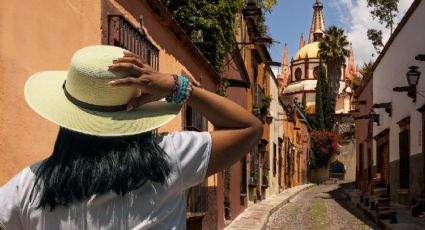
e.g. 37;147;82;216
334;0;414;66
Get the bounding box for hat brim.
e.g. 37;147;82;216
25;71;180;136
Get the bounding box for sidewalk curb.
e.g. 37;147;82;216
225;183;316;230
341;188;425;230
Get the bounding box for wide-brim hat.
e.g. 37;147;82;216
25;45;179;136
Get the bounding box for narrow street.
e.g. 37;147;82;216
266;183;379;230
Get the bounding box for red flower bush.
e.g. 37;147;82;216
310;131;341;168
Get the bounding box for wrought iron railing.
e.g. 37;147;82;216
185;105;209;216
185;105;208;131
186;179;208;216
108;15;159;71
252;84;264;112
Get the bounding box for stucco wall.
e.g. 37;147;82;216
0;0;102;185
372;0;425;203
266;75;283;198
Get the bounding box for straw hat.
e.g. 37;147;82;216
25;45;179;136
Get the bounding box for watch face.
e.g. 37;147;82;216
295;68;302;80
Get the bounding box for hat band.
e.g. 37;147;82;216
62;81;127;112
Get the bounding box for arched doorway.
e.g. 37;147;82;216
330;160;345;180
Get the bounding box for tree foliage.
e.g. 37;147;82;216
314;62;332;132
160;0;245;71
366;0;399;33
367;29;384;54
262;0;279;13
318;26;350;116
359;60;375;79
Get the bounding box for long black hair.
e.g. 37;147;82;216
31;127;171;210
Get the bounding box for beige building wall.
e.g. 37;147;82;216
266;73;283;197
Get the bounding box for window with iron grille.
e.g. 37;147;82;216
108;15;159;71
184;105;209;215
185;105;208;131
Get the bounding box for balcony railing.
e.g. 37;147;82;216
108;15;159;71
185;105;207;132
187;179;208;217
252;84;264;112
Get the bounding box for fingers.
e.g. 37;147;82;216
109;77;150;88
126;93;155;111
123;51;146;64
113;57;144;68
108;62;144;73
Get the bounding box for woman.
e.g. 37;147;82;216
0;45;262;229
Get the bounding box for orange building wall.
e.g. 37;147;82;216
0;0;220;186
0;0;102;185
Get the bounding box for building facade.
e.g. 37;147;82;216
370;0;425;206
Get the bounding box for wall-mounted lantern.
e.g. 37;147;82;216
393;66;421;102
369;109;380;126
191;30;204;43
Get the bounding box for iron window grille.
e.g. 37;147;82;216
108;15;159;71
184;105;209;215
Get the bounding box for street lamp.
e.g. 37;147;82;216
369;109;379;126
393;66;421;102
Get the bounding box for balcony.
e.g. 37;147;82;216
108;15;159;71
252;84;264;115
187;180;208;217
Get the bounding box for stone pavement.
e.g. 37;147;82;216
225;183;315;230
342;184;425;230
267;182;378;230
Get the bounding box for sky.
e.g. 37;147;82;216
265;0;414;71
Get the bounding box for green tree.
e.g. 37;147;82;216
262;0;279;13
367;29;384;54
359;61;375;78
314;62;332;132
318;26;350;116
160;0;245;71
366;0;399;55
366;0;399;33
314;63;325;131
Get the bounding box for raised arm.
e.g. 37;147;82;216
108;52;263;176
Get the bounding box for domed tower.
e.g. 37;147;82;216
282;0;351;115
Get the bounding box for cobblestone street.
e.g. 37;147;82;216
266;183;379;230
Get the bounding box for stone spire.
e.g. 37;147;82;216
346;43;356;80
283;43;289;66
299;33;305;49
308;0;325;43
278;44;291;94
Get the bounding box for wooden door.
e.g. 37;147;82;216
382;143;390;187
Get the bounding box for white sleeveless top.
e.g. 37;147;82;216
0;131;211;230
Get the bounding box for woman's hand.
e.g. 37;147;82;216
108;51;175;111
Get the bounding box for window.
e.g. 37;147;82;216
185;105;207;131
295;68;302;81
108;15;159;71
313;66;319;79
184;105;209;215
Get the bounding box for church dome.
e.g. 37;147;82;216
294;42;320;60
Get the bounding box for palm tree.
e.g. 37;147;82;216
359;60;375;79
318;26;350;109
